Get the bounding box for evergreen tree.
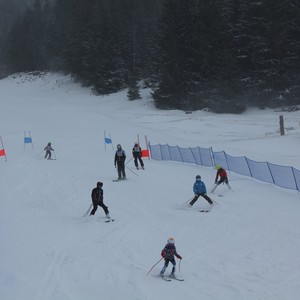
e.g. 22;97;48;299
6;0;47;73
127;74;141;100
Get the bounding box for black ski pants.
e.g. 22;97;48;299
190;193;213;206
117;162;126;179
90;200;109;215
133;154;144;168
45;150;51;159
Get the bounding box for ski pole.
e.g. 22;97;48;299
82;204;92;217
178;258;182;273
36;150;44;157
145;257;163;277
125;157;133;165
53;150;57;160
125;165;138;177
211;198;218;205
209;183;217;191
183;196;194;205
209;184;218;193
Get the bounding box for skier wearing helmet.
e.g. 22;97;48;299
44;142;54;159
114;144;126;180
211;165;231;193
132;142;144;170
189;175;213;207
90;181;110;219
160;237;182;278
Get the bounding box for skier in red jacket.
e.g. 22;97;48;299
160;237;182;278
211;165;232;193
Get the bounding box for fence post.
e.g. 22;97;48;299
279;115;285;136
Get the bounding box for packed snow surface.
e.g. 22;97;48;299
0;73;300;300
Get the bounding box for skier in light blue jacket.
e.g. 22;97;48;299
189;175;213;206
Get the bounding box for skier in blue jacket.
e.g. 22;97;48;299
189;175;213;206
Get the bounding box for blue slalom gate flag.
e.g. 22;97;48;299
105;137;112;144
24;131;34;150
24;137;32;144
104;131;114;150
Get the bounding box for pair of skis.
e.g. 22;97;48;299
199;209;211;213
105;218;115;223
161;275;184;282
112;178;127;182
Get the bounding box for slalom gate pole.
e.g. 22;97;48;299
126;165;138;177
145;257;163;277
82;204;92;217
29;130;34;150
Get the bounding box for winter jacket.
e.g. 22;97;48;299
91;187;103;203
114;149;126;165
132;145;142;158
215;168;227;182
44;145;53;151
161;243;182;260
193;180;207;194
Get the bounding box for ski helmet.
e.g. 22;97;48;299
117;144;122;149
97;181;103;187
215;164;221;170
167;237;175;244
196;175;201;180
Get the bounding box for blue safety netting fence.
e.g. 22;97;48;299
149;143;300;192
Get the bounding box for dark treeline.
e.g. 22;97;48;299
2;0;300;113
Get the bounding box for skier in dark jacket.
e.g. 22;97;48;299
160;237;182;278
90;182;110;219
189;175;213;206
211;165;232;192
44;142;54;159
132;143;144;170
114;144;126;180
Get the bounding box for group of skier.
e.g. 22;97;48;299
114;142;145;180
43;136;232;280
158;165;231;279
47;138;230;279
88;157;231;278
189;164;231;208
88;142;145;221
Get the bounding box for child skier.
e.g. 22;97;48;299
211;165;232;193
132;143;144;170
89;181;110;219
44;142;54;159
189;175;213;206
114;144;126;180
160;237;182;278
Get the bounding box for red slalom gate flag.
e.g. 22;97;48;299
0;149;5;156
141;149;149;158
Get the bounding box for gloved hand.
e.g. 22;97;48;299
161;250;166;258
177;255;182;260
